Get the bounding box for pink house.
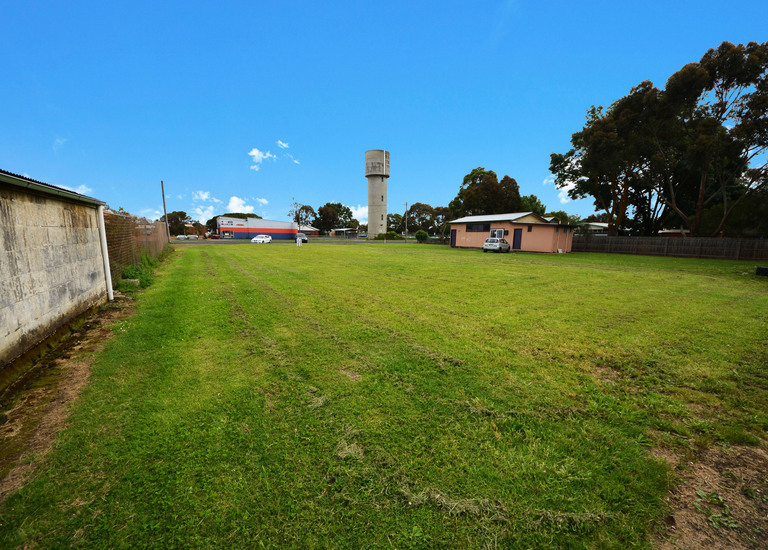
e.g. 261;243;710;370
448;212;574;253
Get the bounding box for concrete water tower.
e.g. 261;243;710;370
365;149;389;239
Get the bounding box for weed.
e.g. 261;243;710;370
119;253;161;289
694;490;739;529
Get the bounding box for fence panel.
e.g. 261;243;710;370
104;212;169;285
572;236;768;261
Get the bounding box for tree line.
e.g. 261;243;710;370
150;43;768;241
550;41;768;237
289;172;572;238
170;169;577;239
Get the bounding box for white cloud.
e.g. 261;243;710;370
249;143;300;170
248;147;276;171
53;137;67;152
193;205;216;222
542;174;578;205
349;204;368;222
192;190;222;203
227;196;254;213
60;183;93;195
282;152;301;165
255;197;268;205
558;184;575;204
139;208;163;221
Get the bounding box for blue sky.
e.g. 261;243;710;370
2;1;766;224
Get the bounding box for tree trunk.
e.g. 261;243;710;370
691;171;707;236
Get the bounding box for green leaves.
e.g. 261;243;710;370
551;41;768;237
450;168;523;218
694;490;739;529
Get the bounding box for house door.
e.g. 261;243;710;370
512;228;522;250
450;229;457;248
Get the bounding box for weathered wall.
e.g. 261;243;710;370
0;184;108;369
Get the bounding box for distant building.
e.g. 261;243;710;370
331;228;358;238
299;225;320;236
578;222;610;235
216;216;298;240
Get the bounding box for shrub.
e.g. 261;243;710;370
415;230;429;243
375;231;403;240
120;264;153;288
119;254;159;288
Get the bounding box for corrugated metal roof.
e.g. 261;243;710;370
0;168;104;206
448;212;547;224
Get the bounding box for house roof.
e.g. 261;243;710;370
449;212;549;224
0;168;104;206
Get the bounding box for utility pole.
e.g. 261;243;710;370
161;180;171;242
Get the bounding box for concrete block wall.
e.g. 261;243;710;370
0;185;108;369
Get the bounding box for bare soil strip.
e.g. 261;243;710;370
0;295;133;503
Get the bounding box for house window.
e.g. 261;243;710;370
381;195;384;202
381;214;384;221
555;226;559;233
466;223;491;232
527;225;532;232
490;228;505;239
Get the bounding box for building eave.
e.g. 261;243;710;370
0;169;105;207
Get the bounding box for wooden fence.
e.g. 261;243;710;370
572;236;768;261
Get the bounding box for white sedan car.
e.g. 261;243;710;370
250;234;272;243
482;237;511;253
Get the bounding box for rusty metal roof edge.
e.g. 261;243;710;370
0;168;106;207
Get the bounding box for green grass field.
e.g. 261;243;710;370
1;243;766;548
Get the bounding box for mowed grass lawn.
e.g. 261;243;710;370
2;243;767;548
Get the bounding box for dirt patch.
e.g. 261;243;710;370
0;294;134;503
340;368;360;381
655;443;768;549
